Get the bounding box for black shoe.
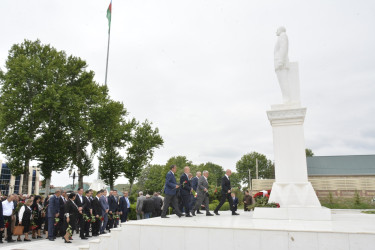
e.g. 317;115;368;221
17;239;22;242
49;238;55;241
161;216;169;218
197;211;204;214
24;239;31;241
232;212;240;216
85;235;92;238
92;234;99;236
177;214;182;218
81;237;88;240
192;210;196;216
64;239;72;243
206;213;214;216
185;214;192;217
37;236;43;239
214;211;220;215
7;239;15;242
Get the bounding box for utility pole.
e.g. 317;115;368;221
256;158;259;179
248;168;252;191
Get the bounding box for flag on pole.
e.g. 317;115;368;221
106;0;112;32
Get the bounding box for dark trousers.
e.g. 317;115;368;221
92;219;100;236
181;194;191;215
48;217;55;239
54;218;65;237
215;193;234;213
120;209;129;223
108;213;114;229
84;214;90;236
3;216;12;241
78;214;85;238
161;194;182;217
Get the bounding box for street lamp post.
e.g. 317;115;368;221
69;169;77;191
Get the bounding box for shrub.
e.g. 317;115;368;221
209;202;230;211
128;203;137;220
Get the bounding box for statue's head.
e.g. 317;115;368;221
276;26;286;36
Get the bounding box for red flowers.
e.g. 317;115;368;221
100;217;104;221
184;181;187;183
5;221;9;228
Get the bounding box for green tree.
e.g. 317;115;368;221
0;40;67;193
123;120;164;194
163;156;194;180
236;152;274;188
90;100;135;189
137;164;165;194
229;172;241;189
98;146;124;189
305;148;314;157
200;162;224;187
63;56;107;188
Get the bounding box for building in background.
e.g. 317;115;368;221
252;155;375;197
0;159;40;196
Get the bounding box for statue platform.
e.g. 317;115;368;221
81;210;374;250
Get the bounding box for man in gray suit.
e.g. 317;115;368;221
99;189;109;234
136;191;146;220
192;171;214;216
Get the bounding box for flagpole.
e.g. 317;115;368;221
104;1;112;87
105;29;111;86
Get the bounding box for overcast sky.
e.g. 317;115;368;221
1;0;374;187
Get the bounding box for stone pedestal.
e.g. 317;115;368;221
253;105;331;220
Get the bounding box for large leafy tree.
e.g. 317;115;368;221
91;100;135;189
0;40;68;193
123;120;163;194
236;152;275;188
62;56;107;188
305;148;314;157
199;162;225;187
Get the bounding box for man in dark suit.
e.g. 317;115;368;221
91;190;103;236
190;171;202;214
108;190;119;229
83;190;93;237
180;166;193;217
151;192;163;217
74;188;88;239
56;191;67;238
214;169;239;216
47;190;61;241
161;165;183;218
119;191;130;223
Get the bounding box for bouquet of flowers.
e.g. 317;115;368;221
91;215;97;223
100;216;104;222
54;217;60;226
191;190;197;197
30;220;38;230
113;214;120;220
83;214;91;223
66;224;72;236
4;219;9;229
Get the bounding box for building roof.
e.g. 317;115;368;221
307;155;375;176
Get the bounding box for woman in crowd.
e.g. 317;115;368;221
63;192;79;243
31;196;43;239
18;199;33;241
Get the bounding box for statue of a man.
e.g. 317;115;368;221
274;26;291;103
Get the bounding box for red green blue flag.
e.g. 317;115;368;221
106;1;112;32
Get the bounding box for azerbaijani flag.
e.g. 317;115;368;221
106;0;112;33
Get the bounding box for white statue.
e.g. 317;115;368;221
274;26;292;104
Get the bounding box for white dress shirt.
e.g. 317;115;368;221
2;200;14;216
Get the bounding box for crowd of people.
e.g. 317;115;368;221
0;165;254;244
0;188;131;244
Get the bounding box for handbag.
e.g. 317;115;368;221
13;225;24;236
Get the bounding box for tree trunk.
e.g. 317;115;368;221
45;177;51;196
128;181;134;195
78;173;83;189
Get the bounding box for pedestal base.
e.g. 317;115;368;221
253;207;332;221
268;182;321;207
